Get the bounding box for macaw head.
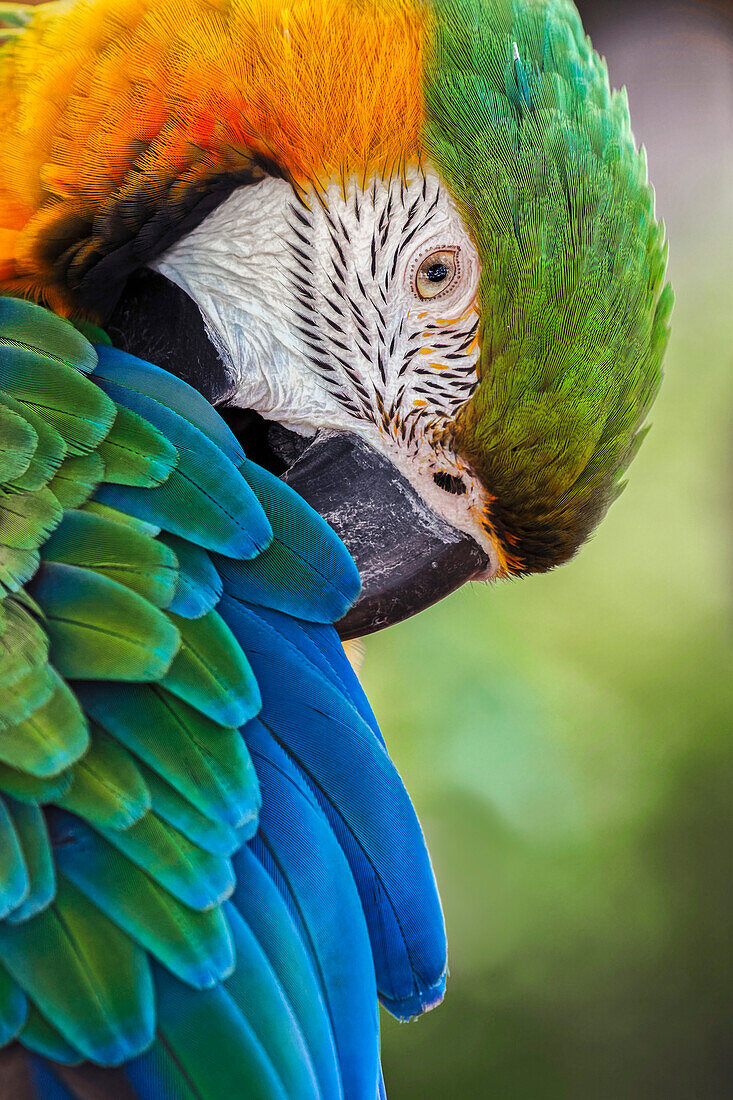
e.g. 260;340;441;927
0;0;672;636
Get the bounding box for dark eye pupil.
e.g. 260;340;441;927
426;262;448;282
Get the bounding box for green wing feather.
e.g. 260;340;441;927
47;452;105;508
0;797;28;919
0;762;74;804
0;671;87;778
158;533;223;619
140;764;242;857
96;404;178;488
2;799;55;925
0;401;41;484
0;298;266;1065
0;346;115;456
29;562;181;682
0;875;155;1064
18;1003;83;1065
57;723;152;831
56;823;236;989
0;298;97;374
78;684;260;831
161;608;261;727
43;510;179;609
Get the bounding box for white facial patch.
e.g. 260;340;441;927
153;170;496;567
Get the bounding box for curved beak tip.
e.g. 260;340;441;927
282;431;490;639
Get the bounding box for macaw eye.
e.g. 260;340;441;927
415;250;459;300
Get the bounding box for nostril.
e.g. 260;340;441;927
433;470;466;495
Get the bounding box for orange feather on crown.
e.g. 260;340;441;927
0;0;427;316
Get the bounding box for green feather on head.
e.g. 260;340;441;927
425;0;673;573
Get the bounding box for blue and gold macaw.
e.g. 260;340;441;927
0;0;670;1095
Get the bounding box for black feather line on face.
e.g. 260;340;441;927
284;176;479;447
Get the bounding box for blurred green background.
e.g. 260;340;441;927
367;3;733;1096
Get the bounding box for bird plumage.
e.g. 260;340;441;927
0;296;446;1095
0;0;671;1093
0;0;671;573
426;0;672;571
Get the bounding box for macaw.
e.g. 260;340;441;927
0;0;671;1095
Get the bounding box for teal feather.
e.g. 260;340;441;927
90;347;247;465
19;1004;83;1065
0;664;56;734
0;395;66;492
56;723;151;831
140;764;242;857
95;812;235;912
0;400;36;485
124;1043;198;1099
106;361;361;621
96;403;178;488
3;799;55;925
29;562;180;681
0;762;74;805
78;683;260;831
0;346;115;456
0;796;28;920
0;961;27;1045
161;609;261;728
81;500;161;538
0;595;48;692
507;40;532;109
157;533;222;619
93;347;272;560
46;452;105;509
152;964;289;1100
0;389;66;488
55;820;236;990
42;510;179;610
0;298;97;376
0;875;155;1065
74;318;111;349
215;455;361;624
0;546;39;596
0;671;88;778
0;483;62;551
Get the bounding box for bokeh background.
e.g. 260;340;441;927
366;2;733;1096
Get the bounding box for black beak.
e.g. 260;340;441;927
283;431;490;640
107;273;489;638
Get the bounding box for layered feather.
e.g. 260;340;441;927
0;297;447;1097
0;0;426;315
424;0;672;571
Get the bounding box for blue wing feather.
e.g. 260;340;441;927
221;598;448;1019
246;719;380;1100
231;844;344;1100
0;302;449;1098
